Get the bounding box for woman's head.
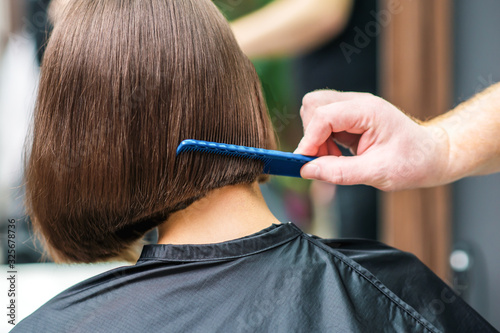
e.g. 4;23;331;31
25;0;276;263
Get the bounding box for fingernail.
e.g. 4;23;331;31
302;164;320;179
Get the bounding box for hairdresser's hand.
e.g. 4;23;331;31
294;91;450;191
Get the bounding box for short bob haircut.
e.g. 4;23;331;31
25;0;276;263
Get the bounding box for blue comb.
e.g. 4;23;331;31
176;139;317;178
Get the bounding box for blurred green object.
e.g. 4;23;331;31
214;0;270;20
215;0;309;193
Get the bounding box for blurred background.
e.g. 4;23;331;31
0;0;499;330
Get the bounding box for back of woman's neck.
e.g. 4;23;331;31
157;182;280;245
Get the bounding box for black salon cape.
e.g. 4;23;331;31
12;223;497;333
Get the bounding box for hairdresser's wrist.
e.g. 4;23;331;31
419;121;459;188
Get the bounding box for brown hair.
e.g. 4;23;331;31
24;0;276;263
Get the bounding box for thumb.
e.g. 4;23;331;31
300;155;372;186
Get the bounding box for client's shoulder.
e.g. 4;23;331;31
293;228;496;333
10;264;137;333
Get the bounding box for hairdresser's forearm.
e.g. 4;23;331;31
231;0;353;59
426;82;500;183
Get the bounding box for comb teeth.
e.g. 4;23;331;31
176;140;317;178
177;145;270;169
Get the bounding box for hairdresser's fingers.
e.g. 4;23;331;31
300;90;368;130
313;135;342;157
295;100;373;156
317;141;329;157
300;155;376;186
332;131;362;155
326;138;342;156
